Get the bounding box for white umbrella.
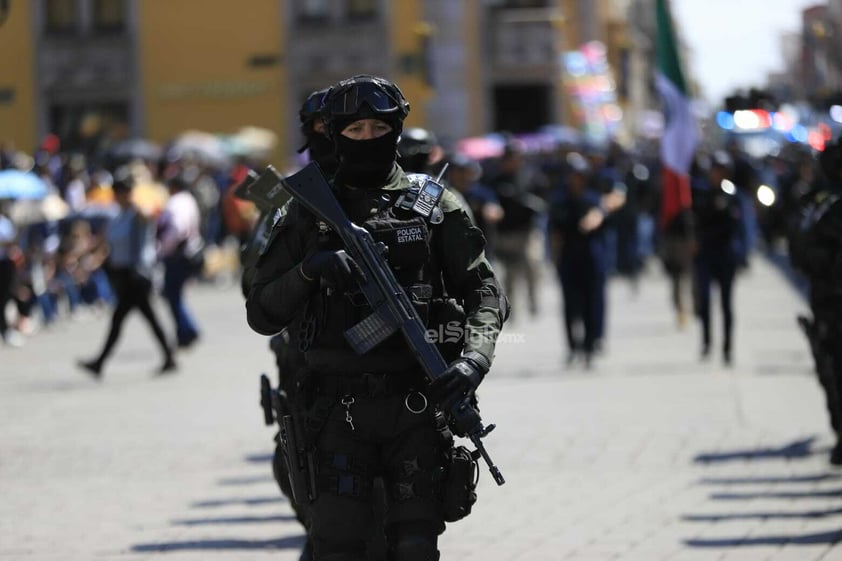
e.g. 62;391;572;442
169;130;230;167
8;194;69;225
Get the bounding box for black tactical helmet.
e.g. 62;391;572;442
299;88;329;126
397;127;438;172
297;88;330;154
398;127;437;159
323;75;410;138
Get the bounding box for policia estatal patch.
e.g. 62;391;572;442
395;225;425;244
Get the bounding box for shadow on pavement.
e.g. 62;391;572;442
710;488;842;500
131;451;302;553
190;496;284;508
217;475;276;486
683;507;842;522
172;514;297;526
685;529;842;547
698;473;841;485
245;453;274;463
684;437;842;549
131;535;306;552
692;437;819;463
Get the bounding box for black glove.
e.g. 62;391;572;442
429;353;490;411
301;250;366;289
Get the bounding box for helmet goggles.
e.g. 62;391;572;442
328;80;408;118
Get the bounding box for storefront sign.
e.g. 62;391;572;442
157;81;271;101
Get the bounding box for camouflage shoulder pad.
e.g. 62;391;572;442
439;188;467;214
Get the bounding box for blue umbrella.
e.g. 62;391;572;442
0;170;49;200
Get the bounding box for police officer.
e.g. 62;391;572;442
398;128;480;235
692;150;745;365
241;87;335;295
239;87;335;561
246;75;505;561
397;127;441;175
548;152;607;368
794;137;842;465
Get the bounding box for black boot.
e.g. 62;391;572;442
157;356;177;375
77;359;103;380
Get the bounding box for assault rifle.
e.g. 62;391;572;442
249;162;505;486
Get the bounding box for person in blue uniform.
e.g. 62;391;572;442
692;150;745;365
548;152;607;368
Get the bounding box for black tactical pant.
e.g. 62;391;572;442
694;257;736;357
305;381;446;561
268;332;310;527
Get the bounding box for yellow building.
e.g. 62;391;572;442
389;0;430;128
0;2;36;154
2;0;652;163
138;0;288;166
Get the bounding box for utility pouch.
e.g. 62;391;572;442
280;414;317;505
441;445;478;522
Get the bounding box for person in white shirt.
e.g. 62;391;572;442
157;175;202;348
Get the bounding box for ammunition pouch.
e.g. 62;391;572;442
440;445;478;522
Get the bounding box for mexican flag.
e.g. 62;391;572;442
655;0;699;230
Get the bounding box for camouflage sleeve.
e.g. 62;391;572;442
245;205;319;335
435;191;506;365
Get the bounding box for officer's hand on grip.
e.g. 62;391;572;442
301;250;366;289
430;353;489;411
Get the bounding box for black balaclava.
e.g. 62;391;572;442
307;131;339;177
333;106;402;188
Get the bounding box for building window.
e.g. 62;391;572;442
45;0;78;34
92;0;127;33
49;101;129;153
298;0;330;22
346;0;377;20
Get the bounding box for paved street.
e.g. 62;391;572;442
2;256;841;561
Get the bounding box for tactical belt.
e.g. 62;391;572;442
313;372;418;398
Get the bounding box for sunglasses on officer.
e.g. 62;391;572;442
328;81;404;116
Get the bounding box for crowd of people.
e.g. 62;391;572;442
0;135;260;375
439;134;825;370
0;120;830;374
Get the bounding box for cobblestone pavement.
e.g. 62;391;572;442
2;257;841;561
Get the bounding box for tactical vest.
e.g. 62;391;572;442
302;179;464;375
